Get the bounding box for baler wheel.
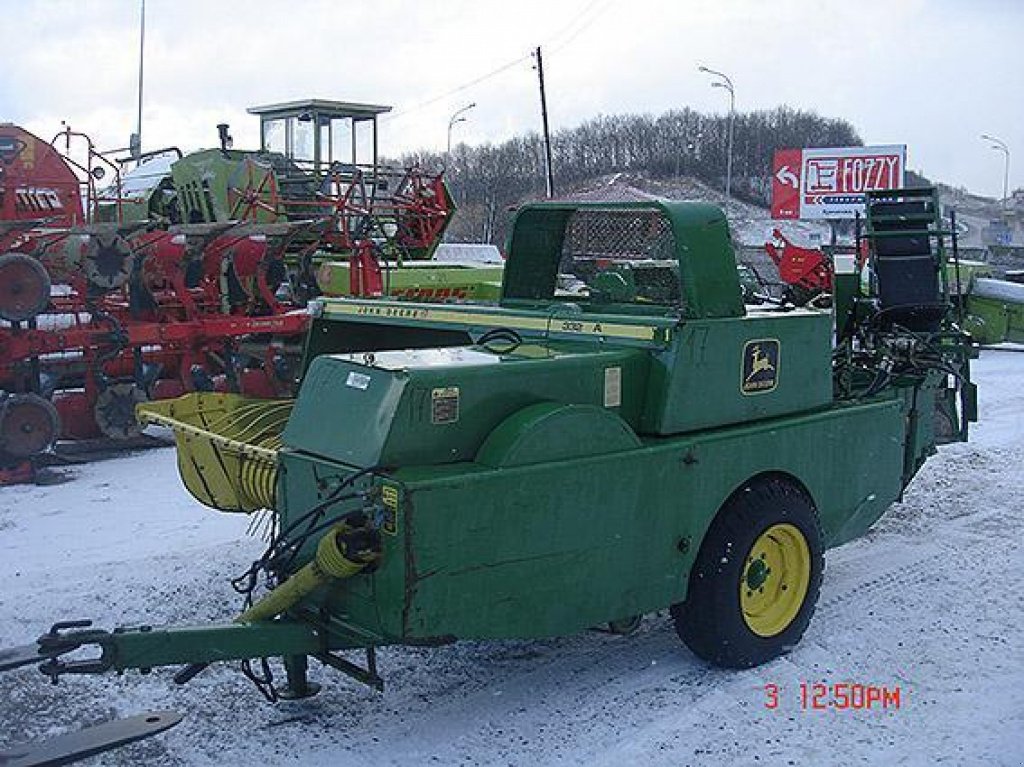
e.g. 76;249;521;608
671;478;823;668
0;252;51;322
0;393;60;458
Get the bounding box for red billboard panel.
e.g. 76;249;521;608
771;145;906;220
771;148;802;219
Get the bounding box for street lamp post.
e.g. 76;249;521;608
446;102;477;170
981;133;1010;202
698;66;735;205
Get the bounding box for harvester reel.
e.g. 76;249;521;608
227;158;281;222
84;232;134;290
0;392;60;458
0;252;51;321
93;383;148;440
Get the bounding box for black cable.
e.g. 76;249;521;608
231;465;386;600
230;489;360;599
229;464;386;700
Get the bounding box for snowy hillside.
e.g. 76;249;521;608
558;173;1024;274
0;351;1022;766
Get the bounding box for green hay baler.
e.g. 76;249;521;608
2;195;974;700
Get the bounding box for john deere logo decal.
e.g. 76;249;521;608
741;339;779;394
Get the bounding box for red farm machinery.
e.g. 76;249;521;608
0;100;457;476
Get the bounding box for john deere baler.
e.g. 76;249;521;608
2;196;974;701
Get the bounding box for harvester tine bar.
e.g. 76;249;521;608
0;710;183;767
227;407;293;443
203;404;291;445
137;411;278;463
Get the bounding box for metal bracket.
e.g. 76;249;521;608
35;620;115;683
315;647;384;693
0;621;113;682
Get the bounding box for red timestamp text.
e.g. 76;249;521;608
763;682;903;711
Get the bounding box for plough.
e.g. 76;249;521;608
0;99;499;474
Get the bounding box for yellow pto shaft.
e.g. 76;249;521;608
238;522;381;623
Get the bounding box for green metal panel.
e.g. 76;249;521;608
277;393;904;644
476;402;641;467
501;201;744;319
393;397;903;640
284;342;650;467
965;282;1024;344
643;309;833;434
668;202;745;319
964;296;1009;344
500;206;573;302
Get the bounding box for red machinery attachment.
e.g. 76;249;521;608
349;240;384;298
764;228;833;303
1;115;456;474
0;125;84;228
0;126;311;469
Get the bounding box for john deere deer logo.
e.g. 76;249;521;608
741;339;780;394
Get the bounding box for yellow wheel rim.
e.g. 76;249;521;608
739;523;811;637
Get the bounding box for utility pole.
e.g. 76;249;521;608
134;0;146;162
534;46;555;198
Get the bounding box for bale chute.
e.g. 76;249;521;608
137;393;292;513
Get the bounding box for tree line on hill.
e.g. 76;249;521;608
397;106;863;245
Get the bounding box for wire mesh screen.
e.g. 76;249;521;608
557;208;683;308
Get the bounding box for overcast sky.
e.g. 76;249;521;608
3;0;1021;198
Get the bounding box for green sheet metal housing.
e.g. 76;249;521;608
964;278;1024;344
270;200;923;646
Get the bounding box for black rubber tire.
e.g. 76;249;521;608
672;477;824;668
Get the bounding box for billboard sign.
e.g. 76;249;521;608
771;145;906;220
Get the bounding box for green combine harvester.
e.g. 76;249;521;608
1;191;975;702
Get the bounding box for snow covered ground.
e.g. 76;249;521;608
1;351;1022;766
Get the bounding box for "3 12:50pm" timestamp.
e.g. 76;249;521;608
764;682;903;710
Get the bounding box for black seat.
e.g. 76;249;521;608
868;198;946;331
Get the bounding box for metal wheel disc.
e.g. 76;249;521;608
0;393;60;458
739;523;811;638
0;252;51;322
93;383;148;440
84;233;133;290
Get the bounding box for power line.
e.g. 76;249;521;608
545;0;605;47
383;53;532;123
547;0;614;54
383;1;615;124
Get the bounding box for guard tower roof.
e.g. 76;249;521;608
246;100;392;120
